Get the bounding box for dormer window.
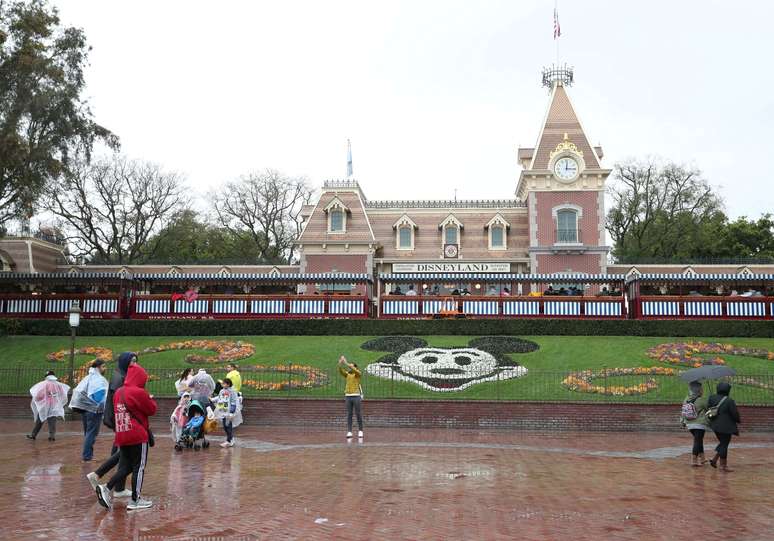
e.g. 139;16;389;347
393;214;417;250
485;214;510;250
330;209;344;232
324;196;350;233
439;214;464;250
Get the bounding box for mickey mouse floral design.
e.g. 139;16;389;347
363;336;537;392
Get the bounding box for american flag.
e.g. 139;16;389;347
553;8;561;39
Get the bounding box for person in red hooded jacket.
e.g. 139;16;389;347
95;363;157;511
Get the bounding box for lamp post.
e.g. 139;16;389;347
68;301;81;387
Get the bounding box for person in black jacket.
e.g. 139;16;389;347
707;381;741;472
86;352;137;496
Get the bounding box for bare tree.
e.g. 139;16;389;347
43;156;188;263
606;159;724;260
209;169;313;264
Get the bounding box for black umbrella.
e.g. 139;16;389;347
679;365;737;382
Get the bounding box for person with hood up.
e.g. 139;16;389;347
69;360;109;462
27;370;69;441
87;352;137;497
707;381;741;472
96;363;157;511
190;368;216;405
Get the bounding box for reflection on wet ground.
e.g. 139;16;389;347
2;420;773;540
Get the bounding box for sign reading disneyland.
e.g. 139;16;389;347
392;263;511;273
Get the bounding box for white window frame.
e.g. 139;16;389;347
324;196;350;234
551;204;583;245
439;214;464;251
393;214;417;251
485;214;510;251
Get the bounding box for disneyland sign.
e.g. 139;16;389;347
392;263;511;273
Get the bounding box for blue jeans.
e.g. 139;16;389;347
82;411;102;460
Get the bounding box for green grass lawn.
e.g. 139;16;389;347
1;335;773;404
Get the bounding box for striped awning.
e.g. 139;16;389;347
627;273;774;283
0;272;133;283
378;273;625;283
134;272;372;283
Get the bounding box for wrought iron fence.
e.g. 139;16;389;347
3;366;773;406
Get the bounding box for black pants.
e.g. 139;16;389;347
107;443;148;501
345;396;363;432
95;446;125;492
714;432;733;459
31;417;57;438
689;429;705;455
223;418;234;442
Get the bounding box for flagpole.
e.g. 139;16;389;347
555;0;559;66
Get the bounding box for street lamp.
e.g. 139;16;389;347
68;300;81;387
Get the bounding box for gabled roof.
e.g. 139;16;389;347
323;196;350;213
393;214;418;229
529;84;601;171
438;214;464;230
485;213;511;229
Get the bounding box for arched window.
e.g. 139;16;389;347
490;225;504;248
556;209;578;243
399;226;412;249
329;209;344;232
445;225;458;245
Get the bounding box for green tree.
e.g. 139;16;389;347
606;160;725;261
141;209;265;264
0;0;118;230
713;215;774;260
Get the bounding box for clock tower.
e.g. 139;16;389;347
516;65;611;276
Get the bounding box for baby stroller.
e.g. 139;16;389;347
174;400;210;451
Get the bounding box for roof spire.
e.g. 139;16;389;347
346;139;353;178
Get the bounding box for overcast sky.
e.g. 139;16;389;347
53;0;774;219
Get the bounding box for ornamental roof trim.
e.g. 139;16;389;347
365;199;525;209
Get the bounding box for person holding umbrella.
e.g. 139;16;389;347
680;381;711;467
707;382;741;472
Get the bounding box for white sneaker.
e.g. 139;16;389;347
127;498;153;510
86;472;99;490
346;432;353;438
220;441;229;448
358;431;364;438
96;484;111;510
113;489;133;498
226;440;235;447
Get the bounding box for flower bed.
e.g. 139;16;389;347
141;340;255;364
647;341;774;368
562;367;678;396
242;364;329;391
47;346;113;364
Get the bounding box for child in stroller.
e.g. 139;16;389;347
174;399;210;451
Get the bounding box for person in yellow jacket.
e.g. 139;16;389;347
224;364;242;393
338;356;363;439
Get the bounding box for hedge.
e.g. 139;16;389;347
1;317;773;337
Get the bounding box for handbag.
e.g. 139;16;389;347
203;417;218;434
706;396;727;420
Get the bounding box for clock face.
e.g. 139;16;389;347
444;244;459;258
554;156;579;181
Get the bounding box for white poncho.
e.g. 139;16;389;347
30;376;70;421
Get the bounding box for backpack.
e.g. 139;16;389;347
681;401;698;421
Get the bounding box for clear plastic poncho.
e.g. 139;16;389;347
68;368;109;413
212;387;243;428
30;376;70;421
190;370;215;402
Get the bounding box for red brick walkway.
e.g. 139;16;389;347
3;419;773;540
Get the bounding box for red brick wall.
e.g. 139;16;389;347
534;191;601;247
535;253;602;275
7;397;770;433
302;254;368;295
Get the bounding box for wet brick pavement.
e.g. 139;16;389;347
3;419;773;540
